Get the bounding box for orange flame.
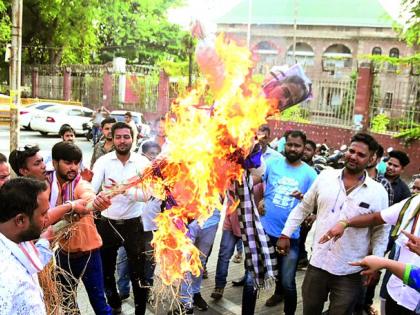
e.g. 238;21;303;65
149;33;278;286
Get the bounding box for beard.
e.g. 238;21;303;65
285;150;303;163
20;220;42;242
115;144;131;155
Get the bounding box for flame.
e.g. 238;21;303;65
148;33;278;286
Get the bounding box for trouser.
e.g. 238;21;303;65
56;249;112;315
116;246;130;296
214;229;241;288
302;264;363;315
268;234;299;315
143;230;155;286
298;222;312;261
242;270;258;315
179;222;218;308
96;216;147;315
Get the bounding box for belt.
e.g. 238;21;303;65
105;216;142;225
59;249;96;259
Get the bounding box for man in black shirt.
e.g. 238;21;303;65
385;150;411;204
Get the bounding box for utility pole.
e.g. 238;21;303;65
9;0;23;152
293;0;298;63
246;0;252;48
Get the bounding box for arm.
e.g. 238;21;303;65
91;157;106;194
350;255;405;281
370;189;390;257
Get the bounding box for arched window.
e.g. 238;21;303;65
253;41;279;74
323;44;352;68
286;42;314;65
372;47;382;55
255;41;277;51
389;48;399;58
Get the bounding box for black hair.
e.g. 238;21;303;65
286;130;307;143
305;140;316;151
0;152;7;163
111;121;133;138
376;144;384;159
9;145;41;176
0;177;48;222
52;141;82;163
388;150;410;167
350;133;379;154
59;124;75;137
142;141;161;154
101;117;116;129
124;111;132;117
258;124;271;136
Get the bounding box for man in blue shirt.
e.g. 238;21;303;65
260;130;317;314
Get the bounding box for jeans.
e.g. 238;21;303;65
242;270;258;315
96;216;148;315
302;264;363;315
92;126;101;144
179;222;218;307
241;236;299;315
215;229;241;288
57;249;112;315
268;234;299;315
236;239;243;254
116;246;130;296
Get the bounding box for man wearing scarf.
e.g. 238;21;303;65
0;178;52;315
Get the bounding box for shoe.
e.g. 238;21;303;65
119;293;130;301
193;293;208;311
232;277;245;287
210;287;224;300
202;268;208;279
167;304;194;315
265;294;283;307
232;253;243;263
111;307;122;315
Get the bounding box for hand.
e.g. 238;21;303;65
257;199;265;216
303;214;316;227
80;168;93;182
402;230;420;256
93;192;112;211
40;226;54;242
290;190;304;200
72;199;88;215
319;222;346;244
276;236;290;256
349;255;386;284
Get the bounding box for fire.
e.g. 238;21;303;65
148;33;278;286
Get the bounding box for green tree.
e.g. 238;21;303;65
0;0;10;45
398;0;420;46
20;0;187;65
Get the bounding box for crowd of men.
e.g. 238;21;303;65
0;116;419;315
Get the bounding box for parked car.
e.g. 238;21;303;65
110;110;150;137
31;105;94;136
19;102;60;130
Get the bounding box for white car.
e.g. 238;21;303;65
31;105;94;136
19;102;60;130
110;110;150;137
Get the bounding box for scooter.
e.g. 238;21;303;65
82;122;93;142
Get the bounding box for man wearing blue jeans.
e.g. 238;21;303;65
254;130;317;314
169;210;220;314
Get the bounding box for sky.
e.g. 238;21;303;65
168;0;404;32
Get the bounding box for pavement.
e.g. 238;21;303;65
1;126;381;315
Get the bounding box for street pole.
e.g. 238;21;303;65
246;0;252;48
9;0;23;152
293;0;297;63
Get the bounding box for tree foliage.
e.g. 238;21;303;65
397;0;420;46
19;0;188;65
0;0;10;45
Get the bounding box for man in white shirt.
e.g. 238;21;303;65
322;194;420;314
278;133;390;314
92;121;151;315
0;177;52;315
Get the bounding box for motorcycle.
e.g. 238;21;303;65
82;122;93;142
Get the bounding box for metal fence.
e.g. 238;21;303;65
281;78;356;128
369;75;420;134
22;64;159;112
